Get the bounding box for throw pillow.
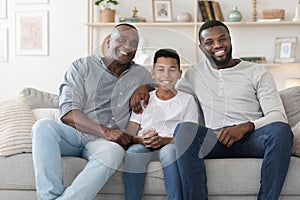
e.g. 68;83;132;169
32;108;61;122
19;87;59;109
0;96;35;156
279;86;300;127
292;122;300;157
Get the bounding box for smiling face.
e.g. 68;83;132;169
199;26;232;67
107;25;139;65
152;57;182;92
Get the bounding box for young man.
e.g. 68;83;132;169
130;20;293;200
31;23;154;200
123;49;198;200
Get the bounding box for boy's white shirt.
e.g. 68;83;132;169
129;90;199;137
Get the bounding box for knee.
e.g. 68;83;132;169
159;144;176;167
91;142;125;170
174;122;198;137
126;144;147;154
174;122;207;147
268;122;293;146
32;119;59;142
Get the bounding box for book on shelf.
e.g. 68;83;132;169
207;1;215;20
203;1;213;20
198;0;224;22
212;1;224;21
198;2;204;22
198;1;209;22
239;56;267;64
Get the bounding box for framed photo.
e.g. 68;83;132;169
274;36;297;63
15;11;48;56
152;0;172;22
0;0;6;19
0;28;8;62
16;0;48;4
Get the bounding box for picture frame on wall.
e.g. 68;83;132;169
0;28;8;62
0;0;6;19
16;0;48;4
15;11;48;56
274;36;297;63
152;0;172;22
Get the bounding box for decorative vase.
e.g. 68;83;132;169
176;12;192;22
228;6;242;22
293;4;300;21
100;9;115;22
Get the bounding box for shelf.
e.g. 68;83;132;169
266;63;300;67
86;21;300;28
220;21;300;26
86;22;196;27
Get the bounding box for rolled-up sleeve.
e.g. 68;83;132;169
59;59;86;118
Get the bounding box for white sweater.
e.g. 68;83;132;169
177;59;287;130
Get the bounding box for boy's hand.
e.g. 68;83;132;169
142;129;161;148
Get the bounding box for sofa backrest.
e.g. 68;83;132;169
19;87;59;109
19;86;300;127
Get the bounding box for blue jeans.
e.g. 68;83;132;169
32;119;125;200
123;143;182;200
174;121;293;200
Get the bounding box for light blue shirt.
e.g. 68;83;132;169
59;55;153;139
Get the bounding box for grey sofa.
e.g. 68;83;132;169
0;86;300;200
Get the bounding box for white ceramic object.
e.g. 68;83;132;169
177;12;192;22
293;4;300;21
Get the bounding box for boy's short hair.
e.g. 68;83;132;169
153;48;180;69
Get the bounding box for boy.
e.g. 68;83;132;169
122;48;199;200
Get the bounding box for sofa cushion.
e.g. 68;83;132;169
100;158;300;196
292;122;300;157
279;86;300;127
0;97;35;157
19;87;59;109
0;154;87;190
32;108;60;122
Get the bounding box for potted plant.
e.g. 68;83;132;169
95;0;119;22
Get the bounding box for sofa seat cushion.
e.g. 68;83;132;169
100;157;300;196
0;155;299;196
0;154;87;190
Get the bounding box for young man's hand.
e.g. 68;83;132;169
215;122;255;148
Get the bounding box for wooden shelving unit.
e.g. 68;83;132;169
86;0;300;66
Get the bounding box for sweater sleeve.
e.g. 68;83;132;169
251;66;287;129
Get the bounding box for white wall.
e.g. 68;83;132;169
0;0;87;100
0;0;299;100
